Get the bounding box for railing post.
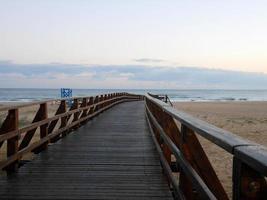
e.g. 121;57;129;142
69;98;80;131
100;95;104;110
33;103;48;153
179;124;195;200
179;124;228;200
20;103;48;151
80;98;88;125
103;94;107;108
88;97;94;115
72;99;79;122
60;100;68;137
94;96;99;112
3;109;19;173
233;157;267;200
50;100;67;142
81;98;88;117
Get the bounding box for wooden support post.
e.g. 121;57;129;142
60;101;68;137
33;103;48;153
233;157;267;200
68;99;80;131
50;100;66;142
99;95;104;110
179;124;195;200
80;98;87;117
180;124;228;200
48;101;66;136
19;103;47;151
103;94;107;107
111;94;114;104
0;109;19;173
94;96;99;112
88;97;94;115
72;99;79;123
80;98;88;125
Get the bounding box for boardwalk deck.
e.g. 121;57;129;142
0;101;173;200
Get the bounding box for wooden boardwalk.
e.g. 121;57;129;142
0;101;173;200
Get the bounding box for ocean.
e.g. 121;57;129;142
0;88;267;102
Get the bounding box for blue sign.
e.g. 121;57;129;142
61;88;72;107
61;88;72;98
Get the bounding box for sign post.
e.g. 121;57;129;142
61;88;73;107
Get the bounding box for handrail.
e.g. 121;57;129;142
146;106;215;200
0;92;143;172
147;93;173;106
0;96;139;143
0;92;140;112
145;93;267;200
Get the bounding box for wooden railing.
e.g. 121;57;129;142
145;93;267;200
0;92;142;173
148;93;173;106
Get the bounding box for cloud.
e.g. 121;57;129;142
133;58;165;63
0;61;267;89
0;73;26;79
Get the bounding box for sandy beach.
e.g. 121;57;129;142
174;101;267;146
174;101;267;197
0;102;60;161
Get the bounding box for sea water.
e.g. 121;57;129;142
0;88;267;102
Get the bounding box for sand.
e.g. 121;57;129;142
174;101;267;146
173;101;267;197
0;102;60;161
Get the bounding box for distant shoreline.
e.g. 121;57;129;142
1;99;267;109
0;88;267;102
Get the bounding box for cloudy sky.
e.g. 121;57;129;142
1;0;267;89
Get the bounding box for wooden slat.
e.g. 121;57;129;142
19;103;47;150
180;124;228;199
0;101;172;200
0;99;139;170
0;96;125;144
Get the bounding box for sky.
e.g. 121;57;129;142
0;0;267;89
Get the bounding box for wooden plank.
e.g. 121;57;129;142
0;99;130;170
0;96;127;144
0;101;172;200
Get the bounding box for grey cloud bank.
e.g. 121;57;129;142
133;58;165;63
0;61;267;89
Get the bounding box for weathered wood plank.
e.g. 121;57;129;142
0;101;172;200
